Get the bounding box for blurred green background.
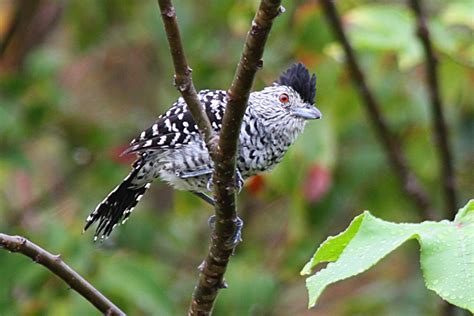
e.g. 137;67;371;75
0;0;472;315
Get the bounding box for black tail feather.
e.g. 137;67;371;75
84;169;150;240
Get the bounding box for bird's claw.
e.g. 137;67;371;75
226;216;243;249
208;215;243;250
206;175;213;192
235;169;244;194
208;214;216;228
206;169;244;193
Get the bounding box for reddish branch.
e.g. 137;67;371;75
0;233;125;316
156;0;216;151
409;0;457;219
319;0;436;220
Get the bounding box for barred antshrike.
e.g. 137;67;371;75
84;63;322;240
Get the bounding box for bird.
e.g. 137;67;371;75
84;63;322;240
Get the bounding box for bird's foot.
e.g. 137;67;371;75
206;169;244;194
208;215;243;250
197;260;229;288
235;169;244;194
192;191;215;206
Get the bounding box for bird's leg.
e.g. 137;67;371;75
183;167;243;249
176;169;215;205
176;168;213;179
208;215;243;250
192;191;215;206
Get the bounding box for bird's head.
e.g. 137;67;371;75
250;63;322;122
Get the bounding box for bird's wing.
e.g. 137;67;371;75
123;90;226;154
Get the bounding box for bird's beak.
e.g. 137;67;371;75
291;105;322;120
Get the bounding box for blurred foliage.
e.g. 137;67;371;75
0;0;472;315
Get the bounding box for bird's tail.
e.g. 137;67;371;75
84;167;151;240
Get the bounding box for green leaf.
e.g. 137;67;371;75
344;4;423;68
442;1;474;29
302;200;474;312
301;213;365;274
343;4;424;68
342;4;472;69
454;199;474;223
345;5;414;51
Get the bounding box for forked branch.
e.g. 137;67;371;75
156;0;283;314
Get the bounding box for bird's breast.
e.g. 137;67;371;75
237;116;303;177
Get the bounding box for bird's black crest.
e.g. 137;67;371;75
277;63;316;104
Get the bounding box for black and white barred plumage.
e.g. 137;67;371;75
84;63;322;239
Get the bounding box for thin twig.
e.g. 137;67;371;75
409;0;457;219
319;0;436;220
188;1;283;314
409;1;460;315
0;233;125;316
157;0;217;152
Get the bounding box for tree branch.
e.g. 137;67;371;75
319;0;436;220
189;1;282;314
408;0;457;219
156;0;216;151
156;0;282;313
189;1;283;314
0;233;125;316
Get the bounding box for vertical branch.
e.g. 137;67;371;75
190;0;283;314
409;0;457;219
410;2;460;315
319;0;436;220
0;234;125;316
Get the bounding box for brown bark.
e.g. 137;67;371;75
0;234;125;315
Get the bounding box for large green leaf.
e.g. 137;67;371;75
302;200;474;312
345;5;414;51
344;4;421;69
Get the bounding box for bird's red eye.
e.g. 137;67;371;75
279;93;289;103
